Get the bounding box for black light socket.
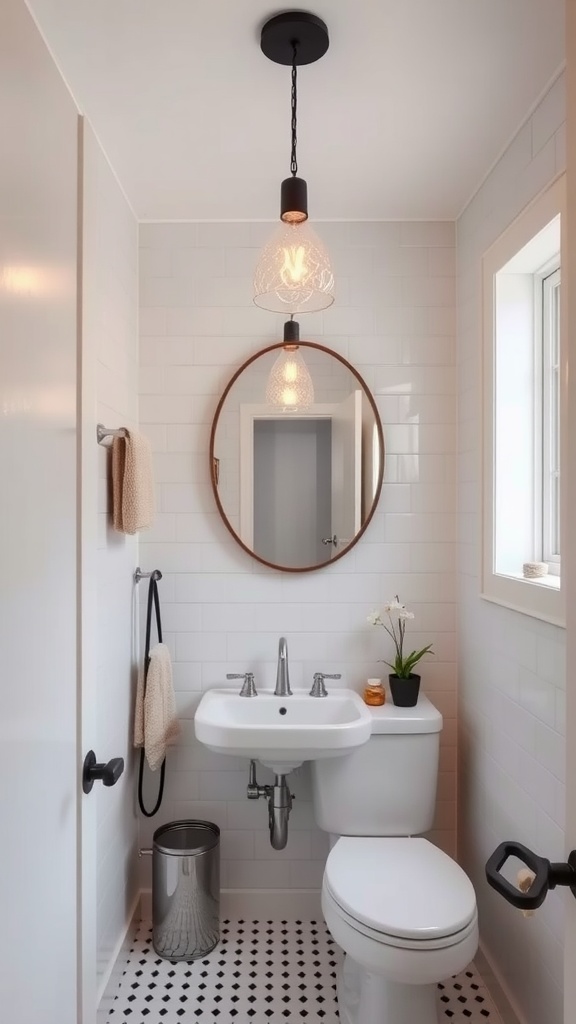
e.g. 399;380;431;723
283;319;300;344
280;176;308;223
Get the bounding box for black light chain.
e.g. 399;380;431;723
290;42;298;177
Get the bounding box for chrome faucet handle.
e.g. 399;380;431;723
227;672;258;697
309;672;341;698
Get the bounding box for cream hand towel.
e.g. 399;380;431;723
112;429;155;534
133;662;146;751
134;643;180;771
111;433;127;533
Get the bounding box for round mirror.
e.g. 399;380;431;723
210;341;384;572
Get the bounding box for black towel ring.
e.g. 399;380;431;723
138;573;166;818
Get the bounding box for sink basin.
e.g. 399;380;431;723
194;688;372;772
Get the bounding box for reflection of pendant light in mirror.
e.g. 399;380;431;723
266;319;315;411
254;13;334;315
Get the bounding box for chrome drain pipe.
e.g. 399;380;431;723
247;760;293;851
268;775;293;850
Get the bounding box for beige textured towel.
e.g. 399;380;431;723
134;643;180;771
112;430;155;534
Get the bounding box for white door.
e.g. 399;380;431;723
330;390;362;555
0;2;91;1021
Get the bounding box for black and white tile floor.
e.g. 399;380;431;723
106;918;503;1023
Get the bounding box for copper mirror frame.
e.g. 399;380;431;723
209;340;385;572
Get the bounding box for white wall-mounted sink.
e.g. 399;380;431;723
194;688;372;773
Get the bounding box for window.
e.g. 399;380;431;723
541;266;561;571
482;176;565;626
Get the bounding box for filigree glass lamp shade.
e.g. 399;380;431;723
266;344;315;411
255;13;335;315
254;220;335;314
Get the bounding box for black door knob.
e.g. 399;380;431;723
82;750;125;794
486;841;576;909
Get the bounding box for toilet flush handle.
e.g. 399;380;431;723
485;840;576;909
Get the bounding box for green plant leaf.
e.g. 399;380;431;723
401;644;434;675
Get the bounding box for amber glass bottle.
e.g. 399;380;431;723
363;678;385;706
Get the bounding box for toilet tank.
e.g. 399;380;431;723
310;695;442;836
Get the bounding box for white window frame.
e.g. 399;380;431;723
482;175;565;627
540;265;561;572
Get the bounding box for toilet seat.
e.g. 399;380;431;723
323;884;478;953
324;837;477;949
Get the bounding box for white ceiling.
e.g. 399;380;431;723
26;0;564;221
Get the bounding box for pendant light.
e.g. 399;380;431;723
266;319;315;411
254;12;335;315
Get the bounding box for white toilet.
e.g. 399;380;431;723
310;695;478;1024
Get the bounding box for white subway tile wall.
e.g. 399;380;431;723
457;72;566;1024
85;126;140;988
138;219;457;887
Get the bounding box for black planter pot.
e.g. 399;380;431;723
389;673;420;707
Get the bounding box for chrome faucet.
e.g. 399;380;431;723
227;672;258;697
274;637;292;697
309;672;341;698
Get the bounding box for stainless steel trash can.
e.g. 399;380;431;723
152;820;220;962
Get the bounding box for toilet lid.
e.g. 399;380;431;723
324;838;476;941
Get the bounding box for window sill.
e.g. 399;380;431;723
481;568;564;627
502;571;561;590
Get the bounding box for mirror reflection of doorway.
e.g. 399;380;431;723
253;418;332;566
218;344;384;571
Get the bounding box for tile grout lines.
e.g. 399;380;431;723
106;918;503;1023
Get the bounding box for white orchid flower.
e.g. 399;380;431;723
366;595;432;679
384;599;407;615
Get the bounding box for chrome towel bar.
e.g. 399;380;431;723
134;567;163;583
96;423;127;444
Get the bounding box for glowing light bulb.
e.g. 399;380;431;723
254;222;334;314
281;387;299;407
265;346;315;411
280;245;308;285
281;357;299;383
